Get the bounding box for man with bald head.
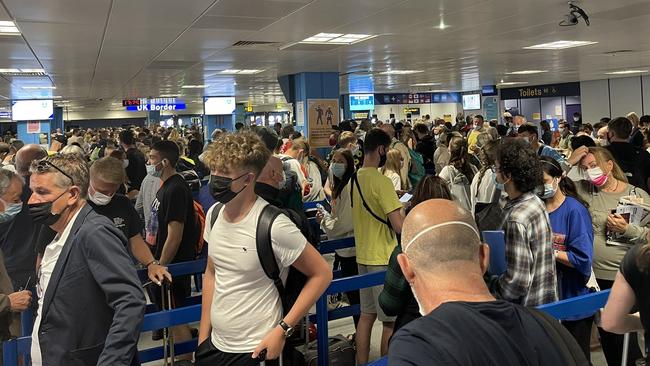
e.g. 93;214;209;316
379;124;411;190
388;199;587;366
1;144;47;290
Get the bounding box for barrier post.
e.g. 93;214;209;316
316;295;329;366
3;338;17;366
21;309;33;337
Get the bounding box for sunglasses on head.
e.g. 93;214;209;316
36;159;75;186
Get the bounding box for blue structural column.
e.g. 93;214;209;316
51;107;64;132
278;72;339;137
341;94;352;120
147;110;161;127
16;120;51;146
203;114;234;141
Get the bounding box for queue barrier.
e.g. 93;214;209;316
4;237;357;366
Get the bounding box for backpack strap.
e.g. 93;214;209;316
524;308;589;366
350;173;393;233
209;202;224;228
255;204;288;311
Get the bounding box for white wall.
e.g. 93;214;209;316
373;103;461;121
580;76;649;123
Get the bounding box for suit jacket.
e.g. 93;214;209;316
37;204;145;366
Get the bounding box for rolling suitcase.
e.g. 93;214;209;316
291;335;355;366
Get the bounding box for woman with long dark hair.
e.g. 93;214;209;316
315;149;359;327
539;156;594;361
438;136;477;211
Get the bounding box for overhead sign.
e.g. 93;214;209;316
0;111;11;119
375;93;431;105
481;85;498;96
500;82;580;100
125;98;186;111
403;107;421;115
349;94;375;110
432;92;461;103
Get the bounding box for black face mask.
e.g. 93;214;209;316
28;190;69;226
255;182;280;202
209;173;249;204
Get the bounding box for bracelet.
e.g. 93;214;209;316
145;260;160;268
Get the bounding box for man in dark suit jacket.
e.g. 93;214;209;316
27;154;145;366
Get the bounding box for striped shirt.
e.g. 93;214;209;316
489;192;558;306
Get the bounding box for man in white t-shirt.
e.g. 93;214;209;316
198;132;332;365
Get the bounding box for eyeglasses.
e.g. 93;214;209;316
36;159;75;185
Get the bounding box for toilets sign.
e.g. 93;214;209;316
125;98;186;111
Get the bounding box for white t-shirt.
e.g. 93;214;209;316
278;154;307;190
203;197;307;353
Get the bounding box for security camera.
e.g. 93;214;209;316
559;2;589;26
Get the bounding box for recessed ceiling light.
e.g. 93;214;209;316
181;85;208;89
411;82;441;86
0;21;20;35
506;70;548;75
219;69;264;75
435;19;449;30
0;69;20;73
428;89;450;93
0;68;47;76
300;33;376;45
605;69;648;75
524;41;598;50
22;86;56;89
497;82;528;86
159;94;180;97
380;70;424;75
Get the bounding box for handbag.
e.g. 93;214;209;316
291;335;355;366
474;182;505;238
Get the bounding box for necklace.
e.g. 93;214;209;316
603;178;619;192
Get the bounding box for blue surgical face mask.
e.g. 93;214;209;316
493;169;505;191
539;180;558;200
147;162;163;177
0;199;23;224
329;163;347;179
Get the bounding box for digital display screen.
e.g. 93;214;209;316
122;99;142;106
462;94;481;110
349;94;374;111
204;97;236;115
12;100;53;121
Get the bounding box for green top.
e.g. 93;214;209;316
577;181;650;281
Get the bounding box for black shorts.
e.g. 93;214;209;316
150;275;191;309
195;339;280;366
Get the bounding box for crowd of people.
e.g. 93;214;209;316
0;110;647;365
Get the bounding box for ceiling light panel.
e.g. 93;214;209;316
605;70;648;75
506;70;547;75
524;41;598;50
380;70;424;75
0;21;20;35
300;33;375;45
181;85;208;88
219;69;264;74
22;86;56;89
497;82;528;86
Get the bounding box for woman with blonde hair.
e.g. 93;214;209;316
576;146;650;364
380;149;403;190
628;112;645;148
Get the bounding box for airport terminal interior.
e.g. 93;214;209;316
1;0;650;365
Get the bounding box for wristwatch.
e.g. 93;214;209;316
146;260;160;268
278;320;294;338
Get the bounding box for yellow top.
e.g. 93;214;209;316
351;167;402;265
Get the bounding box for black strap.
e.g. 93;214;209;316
209;202;224;228
350;173;393;232
524;308;589;366
255;205;288;312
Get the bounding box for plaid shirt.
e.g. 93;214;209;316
489;192;558;306
378;245;410;316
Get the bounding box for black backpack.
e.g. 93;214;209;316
208;202;318;322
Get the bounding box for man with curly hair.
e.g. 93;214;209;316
487;139;558;307
198;132;331;365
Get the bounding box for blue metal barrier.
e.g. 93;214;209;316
318;237;355;255
316;271;388;366
304;200;327;211
538;290;610;320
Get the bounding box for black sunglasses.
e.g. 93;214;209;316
36;159;75;186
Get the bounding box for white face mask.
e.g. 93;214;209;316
123;159;129;169
410;283;429;316
88;186;114;206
